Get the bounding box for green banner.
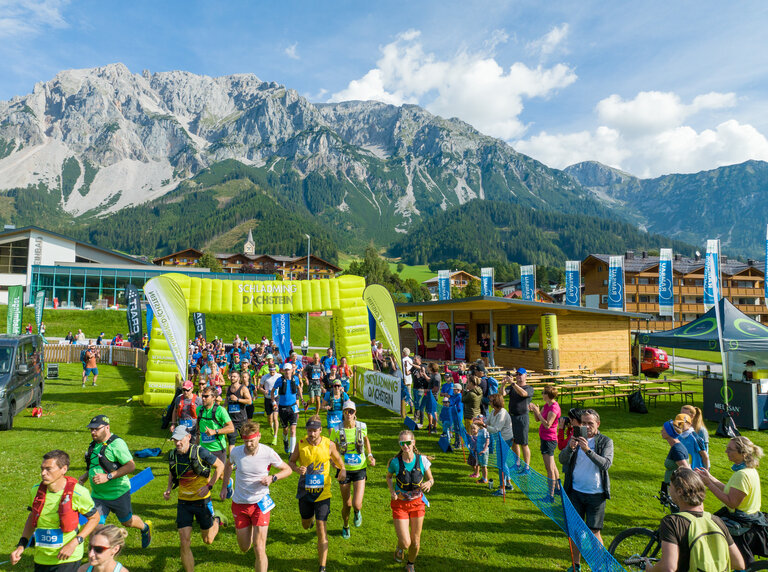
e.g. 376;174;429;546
7;285;23;335
34;290;46;335
363;284;401;365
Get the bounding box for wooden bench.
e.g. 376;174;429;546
572;394;606;406
645;390;694;407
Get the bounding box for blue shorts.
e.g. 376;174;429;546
476;452;489;467
84;367;99;376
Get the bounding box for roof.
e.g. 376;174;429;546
396;295;651;319
584;254;765;276
422;270;481;285
0;225;150;265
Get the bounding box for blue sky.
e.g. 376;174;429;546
2;0;768;177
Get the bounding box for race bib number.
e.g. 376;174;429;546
228;403;241;413
200;433;216;443
34;528;64;548
344;453;362;466
305;473;325;490
180;419;195;430
257;494;275;513
292;404;299;413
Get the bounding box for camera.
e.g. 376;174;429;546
574;426;588;439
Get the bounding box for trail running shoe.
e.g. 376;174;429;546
213;508;228;528
406;562;415;572
141;520;152;548
394;548;404;563
226;478;234;499
341;526;350;539
491;488;505;497
271;435;278;446
353;510;362;527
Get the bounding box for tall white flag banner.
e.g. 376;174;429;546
608;256;625;312
144;276;189;382
480;267;494;296
565;261;581;306
703;239;720;312
521;265;536;301
658;249;674;317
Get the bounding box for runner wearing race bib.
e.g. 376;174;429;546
330;401;376;540
259;363;281;446
322;380;349;433
303;353;325;414
171;381;202;442
225;372;252;455
271;362;303;455
197;388;235;499
289;416;346;572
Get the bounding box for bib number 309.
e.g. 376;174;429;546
34;528;64;548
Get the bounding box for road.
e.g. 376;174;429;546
668;356;722;376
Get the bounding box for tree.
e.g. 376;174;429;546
197;251;222;273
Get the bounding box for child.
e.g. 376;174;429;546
439;396;453;439
473;415;490;483
467;422;479;478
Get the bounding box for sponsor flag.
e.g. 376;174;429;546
481;267;494;296
521;265;535;301
367;309;377;342
6;285;23;335
192;312;207;340
765;225;767;309
565;261;580;306
144;276;188;382
703;239;720;311
412;320;425;354
125;284;143;348
437;320;451;347
540;314;560;370
34;290;46;335
355;366;401;414
145;305;153;343
438;270;451;300
364;284;401;363
658;249;674;317
271;314;291;362
454;324;467;360
608;256;625;311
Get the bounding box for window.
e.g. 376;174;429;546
598;265;603;272
602;280;608;286
0;238;29;274
426;323;440;342
497;324;540;350
601;295;608;304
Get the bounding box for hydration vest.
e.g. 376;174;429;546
85;434;123;474
196;404;222;435
396;454;424;492
177;396;198;421
30;476;80;533
168;445;211;486
278;375;299;396
337;422;365;454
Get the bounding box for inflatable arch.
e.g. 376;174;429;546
140;274;373;405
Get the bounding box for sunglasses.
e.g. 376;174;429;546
399;440;412;447
89;545;111;554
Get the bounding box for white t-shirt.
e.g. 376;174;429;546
402;356;413;385
260;373;281;397
230;444;283;504
572;437;602;494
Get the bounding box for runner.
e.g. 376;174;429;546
303;353;325;413
271;362;303;454
386;430;434;572
330;401;376;539
163;426;226;572
170;380;202;443
81;345;100;388
219;421;293;572
77;415;152;548
225;372;252;455
321;348;337;374
322;380;349;434
11;450;100;571
259;363;281;446
76;524;130;572
288;416;347;572
196;387;235;499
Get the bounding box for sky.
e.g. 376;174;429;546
2;0;768;178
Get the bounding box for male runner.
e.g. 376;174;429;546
220;421;293;572
259;363;281;445
271;362;303;454
225;372;252;455
303;353;325;413
197;387;235;498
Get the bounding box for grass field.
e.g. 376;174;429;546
337;254;434;284
1;366;767;571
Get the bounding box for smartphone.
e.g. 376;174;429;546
574;426;588;439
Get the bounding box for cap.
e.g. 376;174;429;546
207;355;214;361
266;354;274;360
516;367;527;375
182;380;194;390
282;362;293;370
442;397;450;402
745;359;756;365
342;400;356;411
673;413;691;430
453;383;463;390
87;415;110;429
171;426;191;440
333;379;342;386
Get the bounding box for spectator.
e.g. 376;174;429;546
680;405;710;468
507;368;534;473
473;415;490;484
529;385;561;502
66;330;75;344
423;363;440;434
411;357;429;426
300;336;309;356
558;409;583;451
402;348;414;414
487;393;514;496
461;377;483;431
558;409;613;572
671;413;706;470
643;468;744;572
662;421;690;492
466;421;480;479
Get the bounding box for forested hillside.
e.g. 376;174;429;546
390;200;697;269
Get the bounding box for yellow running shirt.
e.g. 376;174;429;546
297;436;332;502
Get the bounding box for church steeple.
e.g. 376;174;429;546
244;229;255;255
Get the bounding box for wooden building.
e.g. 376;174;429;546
421;270;480;300
396;296;648;373
582;252;767;331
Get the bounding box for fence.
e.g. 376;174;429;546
44;344;147;371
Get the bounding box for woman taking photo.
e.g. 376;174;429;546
386;430;434;572
77;524;129;572
331;400;376;539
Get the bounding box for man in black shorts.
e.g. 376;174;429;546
558;409;613;572
507;368;534;472
271;363;303;454
164;426;226;572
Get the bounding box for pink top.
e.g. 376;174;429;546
539;401;561;441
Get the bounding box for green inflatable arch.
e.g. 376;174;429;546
140;274;373;405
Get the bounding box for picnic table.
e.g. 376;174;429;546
632;378;692;405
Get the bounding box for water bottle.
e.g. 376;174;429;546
488;479;494;491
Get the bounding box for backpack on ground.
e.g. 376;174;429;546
628;390;648;414
677;511;730;572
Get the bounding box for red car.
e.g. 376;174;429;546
632;345;669;378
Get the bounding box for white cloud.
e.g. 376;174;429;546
0;0;69;38
330;30;576;140
515;91;768;177
284;42;299;60
526;24;569;58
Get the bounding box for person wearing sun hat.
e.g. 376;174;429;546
669;413;706;470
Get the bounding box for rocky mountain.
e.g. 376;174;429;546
0;64;610;244
565;160;768;256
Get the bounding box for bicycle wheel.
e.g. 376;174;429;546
608;527;661;570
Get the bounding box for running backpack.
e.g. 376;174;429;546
677;511;730;572
337;421;365;454
486;376;499;396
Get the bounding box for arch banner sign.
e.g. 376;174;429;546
139;274;373;405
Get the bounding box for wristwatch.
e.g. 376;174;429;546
107;473;113;480
272;474;278;484
75;535;84;545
